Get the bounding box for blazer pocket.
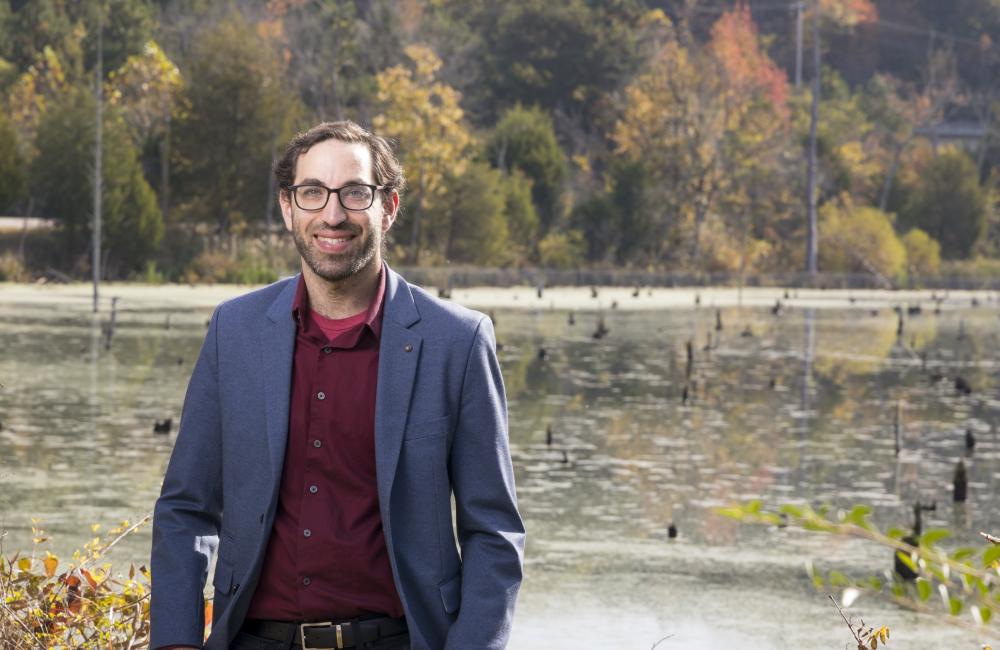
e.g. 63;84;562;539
403;414;451;442
438;571;461;614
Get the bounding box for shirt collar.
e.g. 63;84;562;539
291;264;386;341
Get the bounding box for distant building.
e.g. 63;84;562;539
0;217;56;233
913;121;989;154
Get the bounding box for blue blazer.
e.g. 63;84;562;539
151;267;525;650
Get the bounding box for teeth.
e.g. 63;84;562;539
317;236;349;244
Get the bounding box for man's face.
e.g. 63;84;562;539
279;139;398;284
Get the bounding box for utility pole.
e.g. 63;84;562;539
794;1;805;87
92;5;103;313
805;0;820;279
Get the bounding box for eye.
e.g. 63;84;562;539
344;186;370;200
300;186;325;198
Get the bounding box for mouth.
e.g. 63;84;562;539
313;231;356;253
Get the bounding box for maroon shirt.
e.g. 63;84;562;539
246;269;403;621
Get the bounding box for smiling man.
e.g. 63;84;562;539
151;121;524;650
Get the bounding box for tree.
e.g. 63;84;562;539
172;13;295;235
106;40;182;221
1;0;152;81
267;0;363;122
437;161;510;266
485;105;567;234
614;7;792;270
444;0;644;128
897;148;989;259
901;228;941;276
0;112;25;212
819;197;906;282
373;44;473;264
501;169;539;266
31;87;163;276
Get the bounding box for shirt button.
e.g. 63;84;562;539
309;485;318;494
322;347;333;354
316;391;325;400
303;528;312;538
302;577;311;586
313;439;322;448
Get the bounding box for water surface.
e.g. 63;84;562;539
1;288;998;648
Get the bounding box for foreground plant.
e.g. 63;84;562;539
1;517;152;649
716;501;1000;631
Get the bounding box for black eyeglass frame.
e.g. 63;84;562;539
286;183;387;212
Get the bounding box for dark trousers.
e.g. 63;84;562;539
229;627;410;650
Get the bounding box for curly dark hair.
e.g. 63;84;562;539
273;121;406;200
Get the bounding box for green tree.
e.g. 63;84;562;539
172;13;295;235
0;112;25;212
31;87;163;276
438;161;510;266
457;0;643;127
485;105;567;233
501;169;539;265
898;148;989;259
1;0;152;80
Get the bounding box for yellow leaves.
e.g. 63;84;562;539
2;518;153;647
44;552;59;578
106;40;182;142
374;44;473;211
818;0;877;26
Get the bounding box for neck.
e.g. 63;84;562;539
302;260;382;319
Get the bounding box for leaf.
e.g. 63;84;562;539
950;547;977;562
918;528;951;547
43;555;58;578
79;568;98;591
844;504;872;527
17;558;31;572
983;545;1000;568
886;527;909;540
949;596;962;616
895;551;918;575
779;504;804;519
916;578;932;602
829;570;851;587
714;506;746;521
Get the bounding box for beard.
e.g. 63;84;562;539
290;212;381;283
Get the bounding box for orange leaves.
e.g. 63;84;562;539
709;1;789;120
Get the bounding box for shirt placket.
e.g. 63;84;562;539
297;338;332;601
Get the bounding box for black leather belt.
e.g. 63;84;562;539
243;616;407;649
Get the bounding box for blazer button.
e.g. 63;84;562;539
404;344;413;352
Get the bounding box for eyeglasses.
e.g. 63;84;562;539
287;183;385;211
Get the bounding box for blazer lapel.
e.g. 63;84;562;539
260;277;299;484
375;267;422;511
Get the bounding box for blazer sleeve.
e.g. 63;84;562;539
445;316;526;649
150;306;225;649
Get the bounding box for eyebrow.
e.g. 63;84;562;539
296;177;370;187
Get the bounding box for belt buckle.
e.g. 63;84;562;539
299;621;342;650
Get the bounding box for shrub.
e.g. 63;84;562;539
901;228;941;277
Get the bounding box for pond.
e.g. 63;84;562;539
1;283;998;649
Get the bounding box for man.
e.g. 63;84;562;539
151;121;524;650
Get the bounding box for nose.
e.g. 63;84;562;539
317;194;348;227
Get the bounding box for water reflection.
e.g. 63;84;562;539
1;296;998;647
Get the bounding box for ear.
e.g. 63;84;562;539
381;190;400;233
278;189;294;232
